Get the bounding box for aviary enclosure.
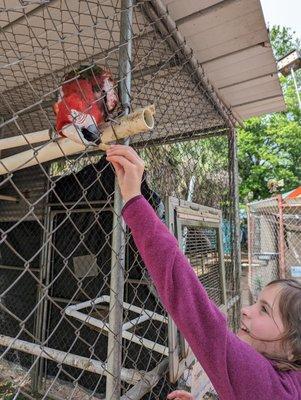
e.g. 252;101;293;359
0;1;240;399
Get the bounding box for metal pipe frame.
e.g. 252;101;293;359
277;194;286;279
65;295;168;356
0;264;39;272
0;334;143;385
32;201;53;393
106;1;133;399
229;127;241;329
246;204;253;302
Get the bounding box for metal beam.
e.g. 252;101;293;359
0;264;38;272
106;1;133;399
228;127;241;330
134;124;228;148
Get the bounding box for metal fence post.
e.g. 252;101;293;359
229;128;241;327
277;194;286;279
246;204;253;299
32;181;52;394
106;1;133;399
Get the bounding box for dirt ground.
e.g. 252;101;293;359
0;358;103;400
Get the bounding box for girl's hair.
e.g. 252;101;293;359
265;279;301;371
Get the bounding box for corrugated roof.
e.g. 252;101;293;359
164;0;286;121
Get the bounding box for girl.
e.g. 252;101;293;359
106;145;301;400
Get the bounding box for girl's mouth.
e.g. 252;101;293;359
240;323;250;333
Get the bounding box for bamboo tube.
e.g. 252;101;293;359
0;105;155;175
101;105;155;143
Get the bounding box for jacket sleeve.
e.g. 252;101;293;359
122;195;297;400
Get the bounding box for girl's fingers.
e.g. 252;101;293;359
107;145;139;161
107;145;143;166
167;390;192;400
110;160;123;176
106;145;144;203
106;154;134;170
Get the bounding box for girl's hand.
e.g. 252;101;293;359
167;390;194;400
106;144;144;203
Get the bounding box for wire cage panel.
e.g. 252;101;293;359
0;1;240;399
248;195;301;300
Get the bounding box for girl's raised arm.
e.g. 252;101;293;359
106;145;297;400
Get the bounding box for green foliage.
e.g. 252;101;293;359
142;135;231;208
269;25;300;59
238;116;301;201
238;26;301;203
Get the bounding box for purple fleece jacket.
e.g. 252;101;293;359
122;195;301;400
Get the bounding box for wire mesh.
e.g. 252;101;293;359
0;1;240;399
248;194;301;301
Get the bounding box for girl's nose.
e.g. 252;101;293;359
241;304;252;318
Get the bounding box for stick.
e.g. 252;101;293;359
0;105;155;151
0;194;18;202
0;105;155;175
0;129;52;150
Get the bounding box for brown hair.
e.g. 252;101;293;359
265;279;301;371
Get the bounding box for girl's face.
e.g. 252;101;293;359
237;284;287;357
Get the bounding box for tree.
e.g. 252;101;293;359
238;26;301;203
269;25;300;60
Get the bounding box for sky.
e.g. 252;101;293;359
260;0;301;40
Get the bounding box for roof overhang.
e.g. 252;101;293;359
164;0;286;121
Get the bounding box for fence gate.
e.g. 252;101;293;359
166;196;226;393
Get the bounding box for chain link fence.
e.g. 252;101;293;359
0;1;240;399
248;192;301;301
